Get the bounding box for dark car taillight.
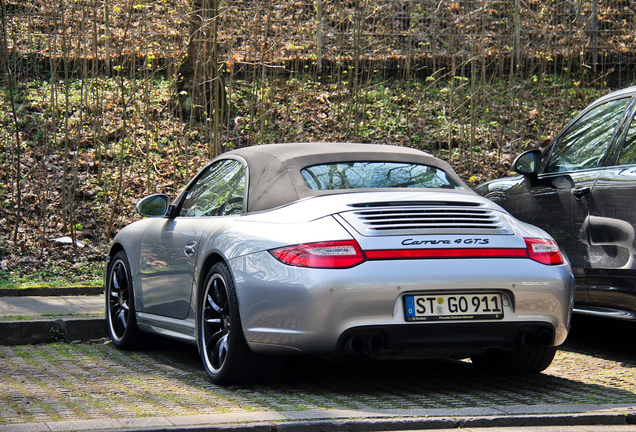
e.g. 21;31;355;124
525;238;565;265
270;240;365;268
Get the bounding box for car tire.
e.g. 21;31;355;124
106;250;141;349
471;346;557;375
198;262;265;385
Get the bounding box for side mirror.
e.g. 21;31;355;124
514;150;542;176
136;194;170;217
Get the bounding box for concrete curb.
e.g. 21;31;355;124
0;411;634;432
275;412;636;431
0;286;103;297
0;317;105;345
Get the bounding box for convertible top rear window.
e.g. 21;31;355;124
301;162;462;190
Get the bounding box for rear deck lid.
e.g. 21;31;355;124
339;200;515;237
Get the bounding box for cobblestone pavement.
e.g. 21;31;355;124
1;316;635;428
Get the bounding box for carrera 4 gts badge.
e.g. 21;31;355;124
401;238;490;246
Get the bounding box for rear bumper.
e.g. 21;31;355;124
230;252;574;355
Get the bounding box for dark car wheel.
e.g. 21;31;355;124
471;346;557;375
199;262;265;385
106;250;141;349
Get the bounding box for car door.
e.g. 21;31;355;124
502;96;633;294
584;98;636;314
139;159;246;319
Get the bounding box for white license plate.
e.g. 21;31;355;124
404;293;504;321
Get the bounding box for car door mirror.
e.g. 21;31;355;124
136;194;170;217
514;150;542;176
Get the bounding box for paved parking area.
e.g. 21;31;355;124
0;298;635;431
0;335;635;428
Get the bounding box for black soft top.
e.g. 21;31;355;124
218;143;468;213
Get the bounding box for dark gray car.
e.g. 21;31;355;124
475;86;636;321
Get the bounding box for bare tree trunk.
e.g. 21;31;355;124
44;0;61;255
177;0;227;147
211;0;223;157
0;0;22;243
470;56;476;177
316;0;322;74
514;0;520;70
107;0;136;240
590;0;598;74
349;0;365;139
104;0;111;75
61;0;70;233
448;54;455;157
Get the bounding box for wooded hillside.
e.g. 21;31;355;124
1;0;635;285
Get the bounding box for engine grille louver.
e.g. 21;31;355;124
340;203;514;236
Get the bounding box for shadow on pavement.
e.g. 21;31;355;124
138;328;636;412
564;314;636;365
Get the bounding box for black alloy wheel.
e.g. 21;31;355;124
202;272;231;371
106;250;140;349
199;262;264;384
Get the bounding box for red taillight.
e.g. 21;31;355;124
525;238;564;265
270;240;365;268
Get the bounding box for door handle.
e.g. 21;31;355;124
184;241;197;257
571;186;591;200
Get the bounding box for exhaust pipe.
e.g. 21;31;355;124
519;331;537;348
366;335;385;352
538;330;553;347
343;334;385;354
344;335;365;353
518;329;554;348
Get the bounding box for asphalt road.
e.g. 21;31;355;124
0;315;635;431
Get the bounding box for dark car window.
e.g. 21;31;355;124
180;159;245;217
301;162;462;190
618;111;636;165
544;97;631;174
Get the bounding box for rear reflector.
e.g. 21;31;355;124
270;240;365;268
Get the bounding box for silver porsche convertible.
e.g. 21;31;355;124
105;143;574;384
